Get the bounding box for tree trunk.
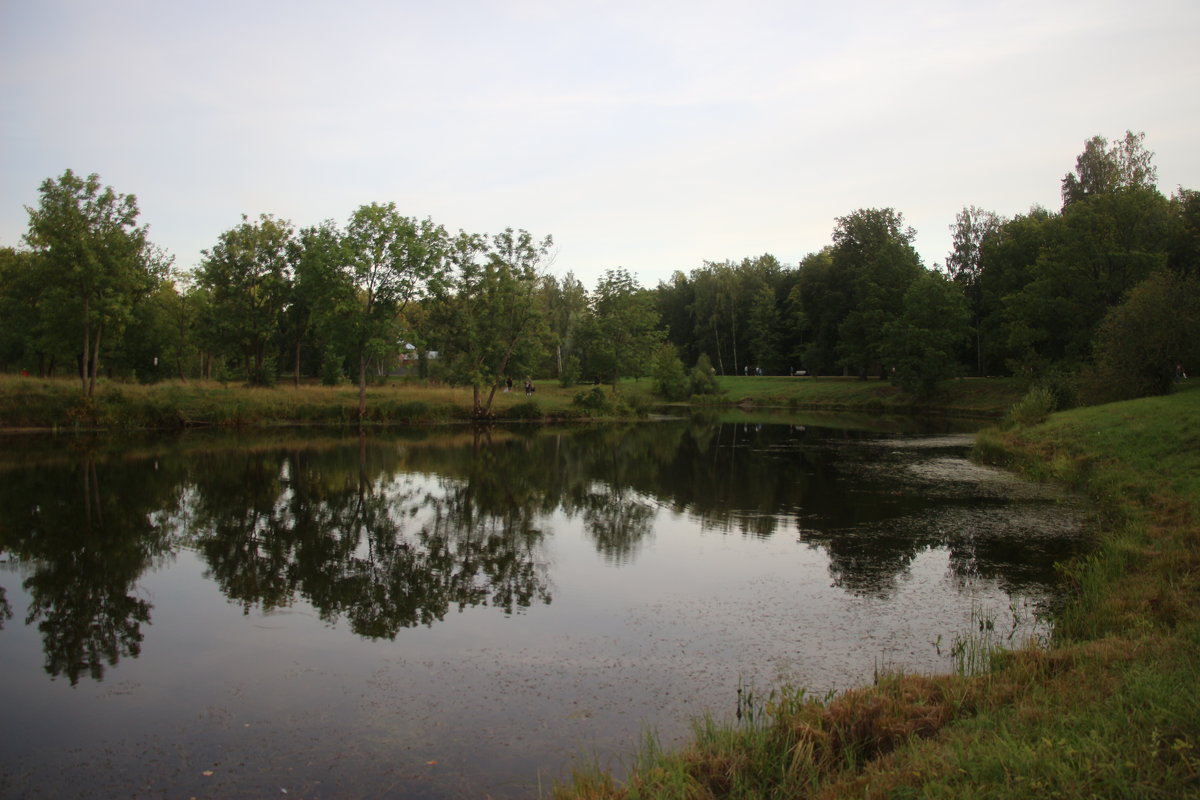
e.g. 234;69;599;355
294;335;303;388
80;295;91;396
357;351;367;423
89;323;103;398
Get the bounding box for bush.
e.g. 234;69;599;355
505;400;542;419
688;354;722;397
650;344;690;401
573;386;610;411
1009;385;1057;426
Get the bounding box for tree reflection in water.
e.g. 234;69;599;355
0;419;1088;684
0;449;179;684
186;431;553;637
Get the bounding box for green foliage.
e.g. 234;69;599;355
197;213;296;386
572;385;610;411
559;354;581;388
503;400;542;419
650;343;689;401
586;268;663;387
831;208;925;377
23;170;165;396
427;228;552;417
1080;270;1200;404
688;353;722;396
1009;385;1057;426
882;269;970;397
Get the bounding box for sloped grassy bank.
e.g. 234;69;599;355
554;382;1200;800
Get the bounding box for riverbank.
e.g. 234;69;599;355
0;375;1024;430
554;381;1200;799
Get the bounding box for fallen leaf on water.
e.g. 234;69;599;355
202;770;214;777
426;760;438;766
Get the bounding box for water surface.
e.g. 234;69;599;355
0;416;1090;798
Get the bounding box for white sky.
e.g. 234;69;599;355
3;0;1198;289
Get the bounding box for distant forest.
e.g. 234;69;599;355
3;130;1198;410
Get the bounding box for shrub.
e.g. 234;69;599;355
573;386;610;411
650;344;690;401
688;354;722;397
1009;385;1057;426
505;400;542;419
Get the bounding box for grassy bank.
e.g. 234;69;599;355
701;376;1025;418
0;374;1023;430
0;375;654;429
555;381;1200;799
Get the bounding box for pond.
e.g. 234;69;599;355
0;414;1090;799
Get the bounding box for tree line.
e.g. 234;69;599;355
3;130;1198;413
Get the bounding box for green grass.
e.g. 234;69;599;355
553;381;1200;800
700;376;1024;418
0;375;663;429
0;374;1022;430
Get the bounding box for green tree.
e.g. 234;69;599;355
0;246;60;374
539;271;589;380
789;249;841;374
1061;130;1157;208
946;206;1003;376
23;170;167;396
1168;188;1200;278
649;342;689;400
975;206;1055;376
654;270;699;369
881;269;970;396
746;279;783;373
197;214;296;385
288;220;351;387
830;208;924;378
1082;270;1200;403
1003;187;1171;370
342;203;449;420
589;268;663;389
430;228;553;417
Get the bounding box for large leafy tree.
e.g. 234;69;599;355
1004;186;1171;370
342;203;448;419
430;228;553;417
587;268;663;388
830;208;924;378
539;270;589;381
1083;269;1200;403
197;214;296;385
975;206;1054;376
23;170;167;396
946;206;1003;376
288;220;351;387
882;269;970;396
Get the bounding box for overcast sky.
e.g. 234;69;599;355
3;0;1198;288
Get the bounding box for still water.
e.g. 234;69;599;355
0;415;1089;799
